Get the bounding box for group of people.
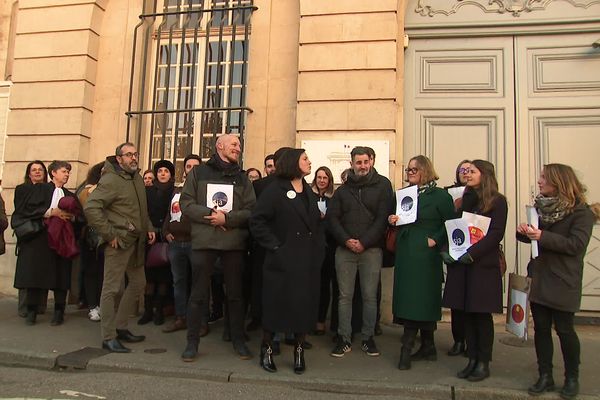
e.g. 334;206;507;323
9;136;598;400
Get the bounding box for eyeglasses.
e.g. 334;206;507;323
405;167;419;174
120;152;139;158
459;168;470;174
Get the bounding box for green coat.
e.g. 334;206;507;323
392;186;455;322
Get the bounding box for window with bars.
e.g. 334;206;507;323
127;0;254;181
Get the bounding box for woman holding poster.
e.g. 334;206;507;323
517;164;598;399
442;160;507;382
388;155;455;371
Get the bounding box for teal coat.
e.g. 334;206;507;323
392;186;455;322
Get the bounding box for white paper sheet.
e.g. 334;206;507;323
317;200;327;215
462;211;491;244
506;288;528;340
206;184;234;212
169;193;182;222
395;185;418;226
526;205;539;258
447;186;466;202
445;218;471;260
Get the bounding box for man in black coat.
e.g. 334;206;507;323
327;146;393;358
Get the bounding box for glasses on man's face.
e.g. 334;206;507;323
405;167;419;175
120;152;139;159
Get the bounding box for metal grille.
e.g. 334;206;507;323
126;0;255;180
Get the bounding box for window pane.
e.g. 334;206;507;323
229;87;242;107
232;41;246;62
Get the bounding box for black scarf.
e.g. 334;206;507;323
208;153;241;175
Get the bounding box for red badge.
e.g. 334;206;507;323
511;304;525;324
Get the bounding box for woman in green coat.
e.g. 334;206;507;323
388;155;455;370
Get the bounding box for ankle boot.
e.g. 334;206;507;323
398;346;412;370
398;327;417;370
137;295;154;325
448;341;466;356
467;361;490;382
457;358;477;379
528;373;555;395
51;308;64;326
411;330;437;361
25;309;37;326
153;298;165;326
181;341;198;362
293;344;306;374
560;377;579;400
260;342;277;373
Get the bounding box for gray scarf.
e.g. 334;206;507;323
534;194;569;224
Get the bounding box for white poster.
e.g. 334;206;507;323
445;218;471;260
447;186;466;202
526;205;540;259
462;211;491;245
507;288;528;340
169;193;182;222
395;185;418;226
206;184;234;213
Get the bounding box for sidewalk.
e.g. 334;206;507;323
0;295;598;400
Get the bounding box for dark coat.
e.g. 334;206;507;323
146;181;175;232
0;193;7;255
249;178;325;333
442;192;507;314
517;203;595;313
13;183;75;290
393;186;455;322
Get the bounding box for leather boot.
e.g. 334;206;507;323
50;308;64;326
181;341;198;362
457;359;477;379
448;341;466;357
137;295;154;325
293;343;306;374
560;377;579;400
411;330;437;361
528;373;555;395
260;342;277;373
467;361;490;382
25;309;37;326
397;347;412;370
153;296;165;325
398;328;417;370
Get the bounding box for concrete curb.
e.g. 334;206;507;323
0;348;57;369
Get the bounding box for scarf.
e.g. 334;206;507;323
534;194;569;224
418;180;437;195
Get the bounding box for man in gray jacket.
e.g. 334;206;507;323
180;134;256;361
85;142;155;353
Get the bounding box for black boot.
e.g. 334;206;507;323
181;341;198;362
411;330;437;361
398;327;417;370
260;342;277;373
448;341;466;356
528;373;555;395
153;297;165;326
397;347;412;370
50;307;64;326
137;295;153;325
467;361;490;382
25;308;37;326
560;377;579;400
457;359;477;379
294;343;306;374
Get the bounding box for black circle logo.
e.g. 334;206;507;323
452;229;465;246
212;192;228;208
400;196;414;212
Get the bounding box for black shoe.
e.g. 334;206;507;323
457;359;477;379
181;341;198;362
293;344;306;374
50;309;64;326
560;377;579;400
208;311;223;324
234;341;252;360
361;337;380;357
411;343;437;361
102;338;131;353
467;361;490;382
272;341;281;355
528;373;555;396
137;309;153;325
116;329;146;343
447;341;466;357
397;347;412;370
25;310;37;326
260;343;277;373
374;323;383;336
246;318;261;331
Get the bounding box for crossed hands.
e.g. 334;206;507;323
345;239;365;254
204;209;228;232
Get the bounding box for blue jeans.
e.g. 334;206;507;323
168;241;192;317
335;246;382;342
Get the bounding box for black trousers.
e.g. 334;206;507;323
249;245;265;321
27;288;67;310
187;250;245;343
318;245;337;323
465;312;494;362
531;302;580;379
451;308;466;343
81;245;104;309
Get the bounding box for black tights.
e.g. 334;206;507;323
27;288;66;311
263;330;306;346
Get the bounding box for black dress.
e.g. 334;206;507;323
145;180;175;283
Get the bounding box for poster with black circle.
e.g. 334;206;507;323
394;185;418;226
444;218;471;259
206;184;234;212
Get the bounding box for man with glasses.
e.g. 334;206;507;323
85;142;156;353
327;146;393;358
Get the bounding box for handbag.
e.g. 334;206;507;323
385;226;398;253
13;218;45;242
146;241;170;268
499;244;507;276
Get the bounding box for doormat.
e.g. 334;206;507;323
56;347;109;369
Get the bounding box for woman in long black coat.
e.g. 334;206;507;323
442;159;507;382
250;148;325;375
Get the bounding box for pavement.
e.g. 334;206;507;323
0;295;598;400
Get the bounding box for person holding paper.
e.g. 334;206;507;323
388;155;455;370
250;149;325;374
179;135;256;362
442;160;507;382
516;164;598;399
443;159;471;356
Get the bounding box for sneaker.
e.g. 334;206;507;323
330;339;352;358
361;337;380;356
88;307;101;322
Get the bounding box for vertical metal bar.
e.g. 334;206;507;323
238;1;251;158
126;20;144;142
200;0;213;157
161;11;177;161
187;4;200;156
225;0;237;135
173;0;187;165
213;0;226;141
148;8;166;170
